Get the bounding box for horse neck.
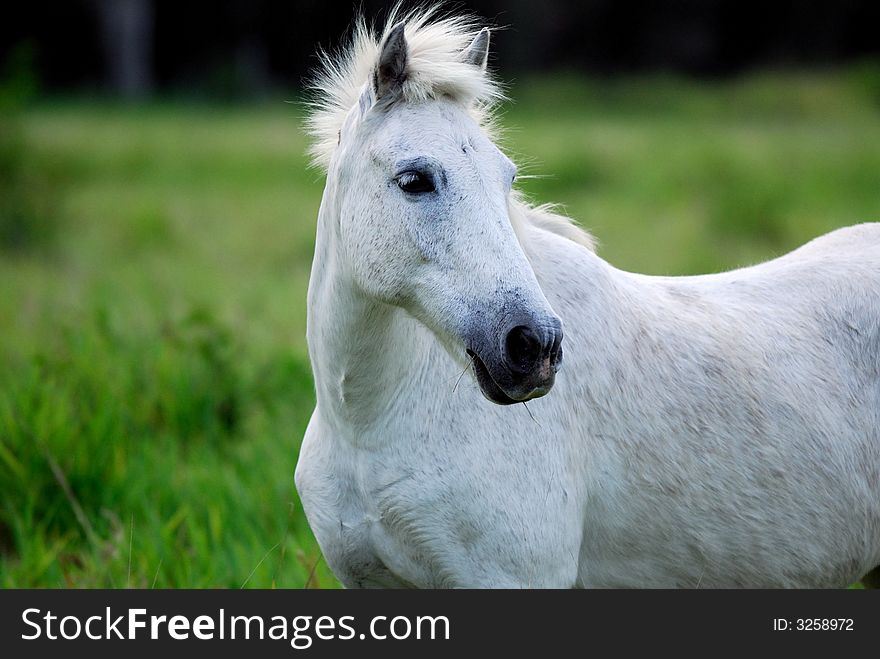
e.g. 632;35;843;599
307;192;433;431
518;222;643;398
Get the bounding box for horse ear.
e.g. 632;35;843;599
462;28;490;70
374;23;408;99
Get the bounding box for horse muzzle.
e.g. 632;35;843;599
466;316;563;405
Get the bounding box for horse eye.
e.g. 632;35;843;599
397;171;435;194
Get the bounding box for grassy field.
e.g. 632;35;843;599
2;69;880;588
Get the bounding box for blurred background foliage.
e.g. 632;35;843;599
1;1;879;587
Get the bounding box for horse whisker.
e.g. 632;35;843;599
521;400;540;426
452;354;476;393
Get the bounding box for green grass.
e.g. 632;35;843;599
1;69;879;587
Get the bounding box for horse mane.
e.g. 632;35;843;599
305;5;596;252
509;193;597;253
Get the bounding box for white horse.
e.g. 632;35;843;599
295;10;880;588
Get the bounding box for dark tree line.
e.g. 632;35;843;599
2;0;879;97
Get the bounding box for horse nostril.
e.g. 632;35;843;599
549;329;563;368
505;325;542;373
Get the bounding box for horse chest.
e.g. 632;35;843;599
296;411;581;588
296;418;455;587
